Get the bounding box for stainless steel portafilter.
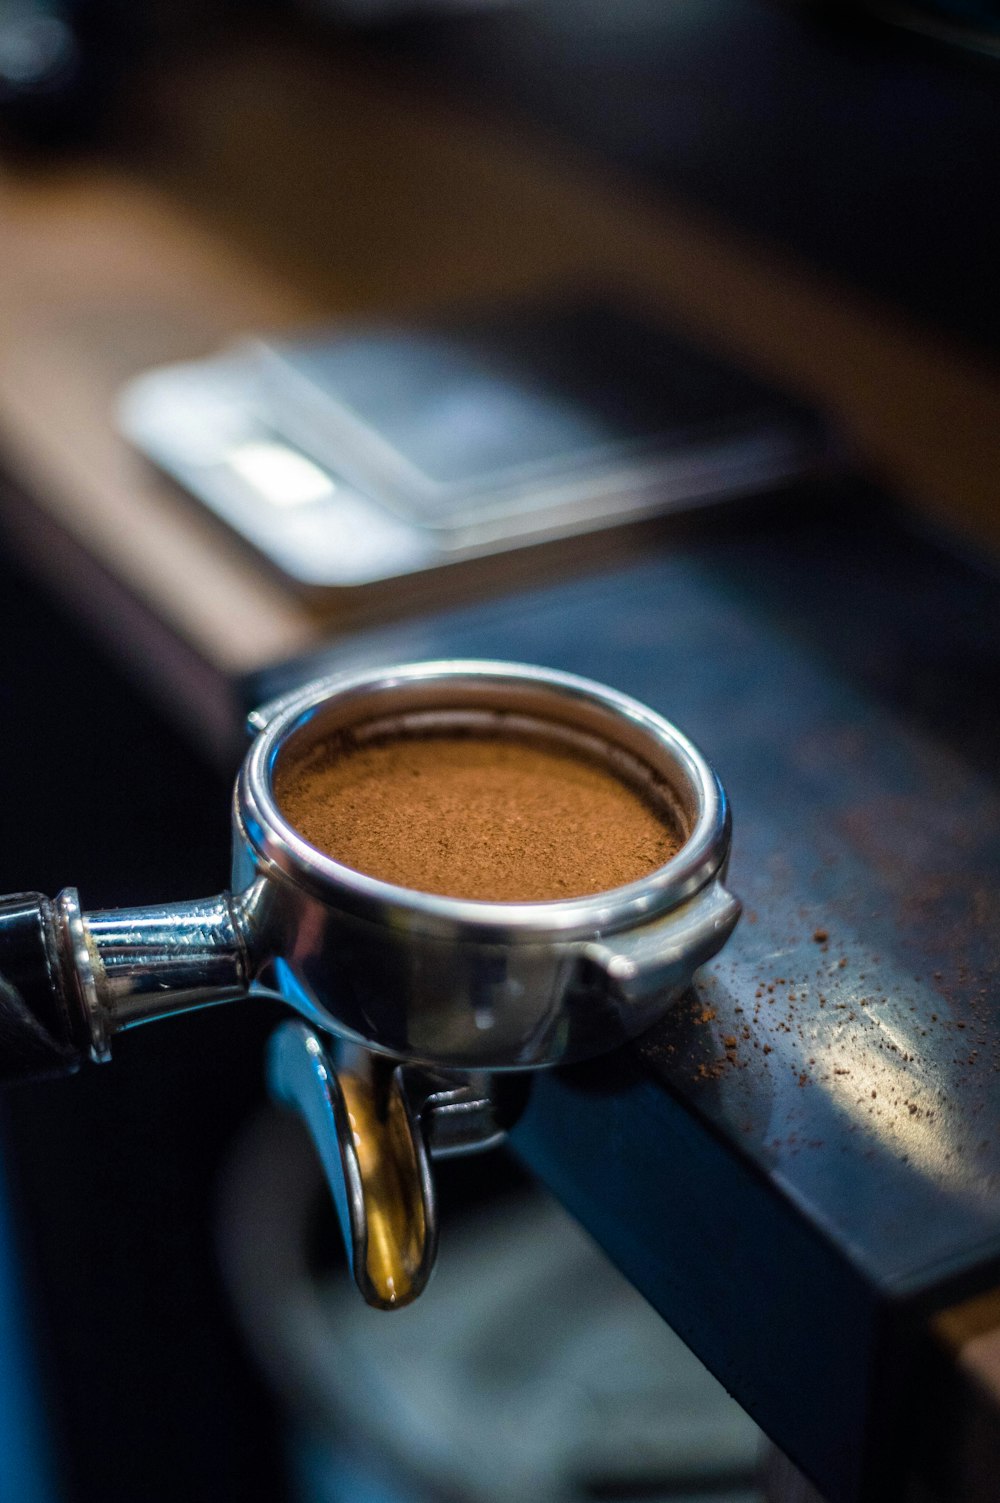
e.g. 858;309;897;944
0;661;740;1307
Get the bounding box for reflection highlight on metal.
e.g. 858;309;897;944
64;661;740;1307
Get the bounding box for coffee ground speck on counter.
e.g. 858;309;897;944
275;731;682;902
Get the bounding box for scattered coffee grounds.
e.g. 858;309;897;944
276;730;682;901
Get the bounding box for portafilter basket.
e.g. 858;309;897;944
0;662;740;1307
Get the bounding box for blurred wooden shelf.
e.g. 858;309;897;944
0;30;998;754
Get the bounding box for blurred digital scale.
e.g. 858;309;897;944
119;299;836;592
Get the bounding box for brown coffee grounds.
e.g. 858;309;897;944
276;731;681;901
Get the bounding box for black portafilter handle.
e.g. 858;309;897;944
0;893;89;1083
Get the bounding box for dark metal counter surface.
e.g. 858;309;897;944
248;493;1000;1503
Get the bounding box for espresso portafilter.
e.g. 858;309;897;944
0;662;740;1307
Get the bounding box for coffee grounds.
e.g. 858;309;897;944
276;732;682;902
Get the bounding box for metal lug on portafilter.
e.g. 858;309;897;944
266;1021;510;1309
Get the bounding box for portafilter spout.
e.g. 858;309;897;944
0;662;741;1308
